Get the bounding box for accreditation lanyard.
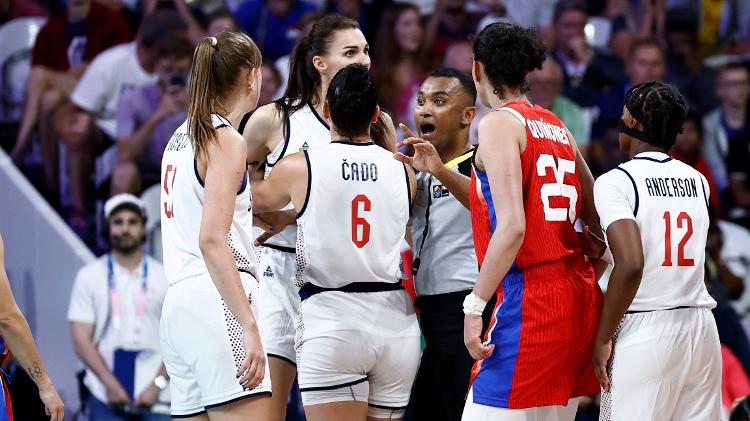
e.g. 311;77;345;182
107;254;148;346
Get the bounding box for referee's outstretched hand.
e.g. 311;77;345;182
464;314;494;360
394;124;444;176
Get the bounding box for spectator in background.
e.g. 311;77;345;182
110;36;193;196
11;0;131;204
443;41;472;74
704;62;750;194
727;126;750;228
375;3;431;128
235;0;316;60
423;0;483;58
54;11;186;238
664;7;717;116
68;194;170;420
670;112;721;214
324;0;379;40
527;58;591;153
594;37;666;140
206;8;239;35
259;61;282;107
723;345;750;414
551;0;625;108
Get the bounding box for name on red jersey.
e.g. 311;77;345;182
526;118;569;146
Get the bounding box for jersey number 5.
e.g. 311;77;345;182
351;194;371;248
662;211;694;266
536;154;578;223
163;164;177;218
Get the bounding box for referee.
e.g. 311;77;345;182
397;69;488;421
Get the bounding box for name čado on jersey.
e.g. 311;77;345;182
342;159;378;182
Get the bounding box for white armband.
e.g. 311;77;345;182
463;291;487;316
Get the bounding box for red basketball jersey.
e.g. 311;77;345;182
470;100;584;271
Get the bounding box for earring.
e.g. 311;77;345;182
493;89;498;95
250;84;255;90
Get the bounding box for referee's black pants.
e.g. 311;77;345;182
406;290;494;421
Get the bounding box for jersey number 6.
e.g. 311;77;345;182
351;194;371;248
536;154;578;223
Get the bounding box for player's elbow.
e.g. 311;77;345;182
499;213;525;247
616;255;644;284
198;230;224;257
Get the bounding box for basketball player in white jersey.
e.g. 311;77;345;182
592;81;721;420
159;31;271;420
251;63;420;421
242;15;396;420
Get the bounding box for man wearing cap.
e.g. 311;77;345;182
68;194;170;420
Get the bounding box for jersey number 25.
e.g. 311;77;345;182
536;154;578;224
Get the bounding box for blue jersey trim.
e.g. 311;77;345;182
474;168;497;232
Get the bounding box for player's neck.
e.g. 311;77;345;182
112;250;144;272
487;92;528;109
331;128;370;143
629;141;666;159
436;133;471;163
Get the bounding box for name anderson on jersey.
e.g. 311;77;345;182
342;159;378;182
644;177;699;198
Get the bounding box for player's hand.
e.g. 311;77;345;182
134;383;160;408
577;225;606;259
394;124;446;175
592;338;613;392
38;381;64;421
464;314;494;360
237;326;265;389
254;210;296;246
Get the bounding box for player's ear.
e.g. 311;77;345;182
472;60;482;84
312;55;326;75
371;105;381;124
462;105;477;126
323;100;331;120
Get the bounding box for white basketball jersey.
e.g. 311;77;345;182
262;103;331;248
595;151;716;311
160;114;257;285
296;141;411;289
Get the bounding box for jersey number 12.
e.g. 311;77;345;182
662;211;694;266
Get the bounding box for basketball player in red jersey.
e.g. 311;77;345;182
460;23;604;420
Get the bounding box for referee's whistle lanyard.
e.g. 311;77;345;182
107;254;148;347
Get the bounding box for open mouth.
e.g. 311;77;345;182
420;123;436;137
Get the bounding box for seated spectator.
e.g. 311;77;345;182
54;11;186;238
670;112;721;214
375;2;431;128
206;8;238;35
551;0;626;108
11;0;131;204
423;0;484;58
704;62;750;194
111;36;193;196
527;58;591;153
235;0;316;61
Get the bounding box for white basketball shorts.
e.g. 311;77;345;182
295;288;421;419
257;245;300;364
159;272;272;417
600;307;721;421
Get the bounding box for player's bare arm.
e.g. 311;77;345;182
464;110;526;361
395;123;471;209
0;233;64;421
592;218;644;391
198;127;265;389
252;152;309;213
376;110;398;152
243;102;284;165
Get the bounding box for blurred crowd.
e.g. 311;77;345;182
2;0;750;418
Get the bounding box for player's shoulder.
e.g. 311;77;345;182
244;103;283;139
594;165;633;191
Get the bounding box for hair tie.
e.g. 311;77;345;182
208;36;218;47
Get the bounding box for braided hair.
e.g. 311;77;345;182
624;81;688;151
